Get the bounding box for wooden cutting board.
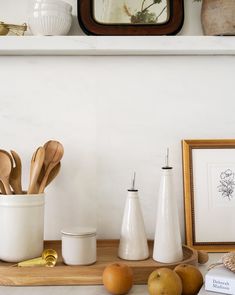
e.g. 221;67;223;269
0;240;198;286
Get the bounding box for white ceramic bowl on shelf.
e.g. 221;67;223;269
28;0;73;35
28;10;72;35
31;2;72;14
33;0;72;11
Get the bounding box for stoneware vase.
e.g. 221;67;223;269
201;0;235;35
118;190;149;260
153;167;183;263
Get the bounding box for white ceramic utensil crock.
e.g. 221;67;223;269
0;194;45;262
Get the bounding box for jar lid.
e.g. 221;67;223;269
61;226;96;237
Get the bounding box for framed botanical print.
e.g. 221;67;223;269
78;0;184;35
182;139;235;252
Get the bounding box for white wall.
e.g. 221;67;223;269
0;55;234;241
0;0;234;241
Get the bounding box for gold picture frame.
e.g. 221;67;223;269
182;139;235;252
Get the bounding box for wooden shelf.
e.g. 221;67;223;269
0;36;235;56
0;240;198;286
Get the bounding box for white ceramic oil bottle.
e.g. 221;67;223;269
153;149;183;263
118;173;149;260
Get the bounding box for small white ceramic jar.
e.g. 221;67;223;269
61;227;96;266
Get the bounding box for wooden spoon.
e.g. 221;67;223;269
28;147;45;194
44;141;63;171
46;162;61;187
10;150;23;194
35;161;61;192
39;141;64;193
36;140;63;193
37;140;60;185
0;150;13;194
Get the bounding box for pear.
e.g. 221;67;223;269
148;268;182;295
174;264;203;295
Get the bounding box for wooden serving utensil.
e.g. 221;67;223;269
0;149;13;195
38;141;64;193
34;161;61;193
37;140;62;188
0;150;13;195
28;147;45;194
43;141;62;172
0;181;6;194
46;162;61;187
10;150;23;194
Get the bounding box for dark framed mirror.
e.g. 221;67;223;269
78;0;184;35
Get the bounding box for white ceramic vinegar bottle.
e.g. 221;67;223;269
118;173;149;260
153;149;183;263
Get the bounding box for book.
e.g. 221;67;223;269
205;265;235;295
198;284;224;295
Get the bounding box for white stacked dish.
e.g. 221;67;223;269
28;0;72;36
30;0;72;14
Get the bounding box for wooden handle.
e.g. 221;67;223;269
0;181;6;194
10;179;22;194
28;147;45;194
38;164;53;193
10;150;23;194
1;178;12;195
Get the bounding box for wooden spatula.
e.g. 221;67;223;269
28;147;45;194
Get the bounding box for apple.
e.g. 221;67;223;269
174;264;203;295
102;263;133;295
148;268;182;295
